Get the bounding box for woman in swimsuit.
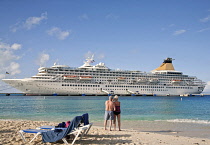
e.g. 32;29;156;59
113;95;121;131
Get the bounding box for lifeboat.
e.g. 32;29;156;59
117;77;126;81
149;79;159;84
137;79;148;83
172;80;182;84
63;75;78;79
172;80;182;83
79;76;92;80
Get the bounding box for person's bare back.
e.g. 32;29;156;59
105;100;115;111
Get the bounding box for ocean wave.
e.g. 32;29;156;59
163;119;210;124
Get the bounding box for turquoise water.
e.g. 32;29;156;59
1;95;210;124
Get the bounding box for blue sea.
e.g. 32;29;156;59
1;95;210;124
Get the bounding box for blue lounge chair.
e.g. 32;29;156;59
37;113;93;136
19;116;86;145
81;113;93;135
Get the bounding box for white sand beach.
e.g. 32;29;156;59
1;120;210;145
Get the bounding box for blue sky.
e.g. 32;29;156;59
0;0;210;93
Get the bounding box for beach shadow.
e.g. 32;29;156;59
79;139;132;144
79;134;132;144
53;134;132;144
142;130;181;134
87;134;131;138
0;130;13;133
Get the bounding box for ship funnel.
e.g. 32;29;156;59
153;58;175;71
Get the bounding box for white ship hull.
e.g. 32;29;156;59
3;79;204;96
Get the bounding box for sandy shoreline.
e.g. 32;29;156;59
1;120;210;145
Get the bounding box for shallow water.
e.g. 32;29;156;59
1;95;210;124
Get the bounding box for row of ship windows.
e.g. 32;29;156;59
60;84;193;89
40;87;168;92
48;70;184;76
62;84;100;87
77;88;166;91
61;84;166;88
105;85;165;88
48;70;139;74
64;79;186;84
47;69;185;75
166;87;193;89
105;89;167;91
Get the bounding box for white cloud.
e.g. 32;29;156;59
0;41;21;79
0;74;5;80
84;51;94;59
169;24;175;27
11;43;22;50
7;62;21;75
197;27;210;32
105;13;119;20
10;22;21;32
161;24;175;31
11;12;47;32
173;29;186;35
0;42;10;49
84;51;105;61
47;27;70;40
200;15;210;23
24;12;47;30
36;52;50;67
79;14;89;21
97;54;105;59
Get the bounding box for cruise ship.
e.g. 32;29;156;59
2;57;205;96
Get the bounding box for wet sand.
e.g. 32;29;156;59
95;120;210;139
1;120;210;145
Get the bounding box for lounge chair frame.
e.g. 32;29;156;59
18;126;88;145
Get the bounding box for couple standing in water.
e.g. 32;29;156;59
104;95;121;131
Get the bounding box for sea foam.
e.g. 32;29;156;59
164;119;210;124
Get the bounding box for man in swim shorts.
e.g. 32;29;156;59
104;96;115;131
